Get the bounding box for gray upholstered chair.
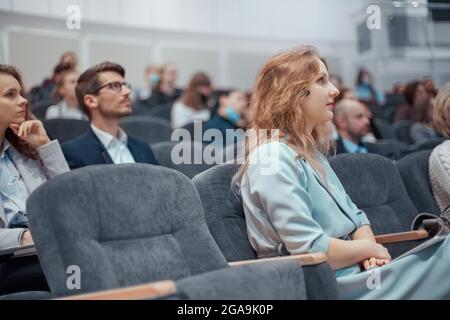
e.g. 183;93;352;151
120;116;173;145
393;120;414;144
396;150;440;215
192;164;339;300
366;139;409;160
329;153;430;258
25;164;316;300
43;119;89;144
151;141;214;178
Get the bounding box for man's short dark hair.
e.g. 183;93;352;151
75;61;125;119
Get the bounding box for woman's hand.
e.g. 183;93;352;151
362;257;390;271
9;120;51;148
360;240;391;269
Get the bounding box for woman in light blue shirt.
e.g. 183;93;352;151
0;65;69;294
237;47;450;299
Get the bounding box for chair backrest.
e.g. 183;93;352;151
393;120;414;144
42;119;89;143
396;150;440;215
372;118;396;140
406;137;445;154
120;116;173;145
27;164;228;297
151;141;215;178
328;153;421;257
192;164;257;262
329;154;418;234
366;139;409;160
149;101;174;121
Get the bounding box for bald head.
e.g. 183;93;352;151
334;99;371;143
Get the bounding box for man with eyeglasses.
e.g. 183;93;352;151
62;61;158;169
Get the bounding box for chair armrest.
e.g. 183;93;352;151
228;252;327;268
58;280;176;300
375;229;429;244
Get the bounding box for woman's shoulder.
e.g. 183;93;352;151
430;140;450;170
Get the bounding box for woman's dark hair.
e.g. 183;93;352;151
180;72;211;110
404;80;422;106
0;64;38;159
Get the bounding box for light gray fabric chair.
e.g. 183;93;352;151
43;119;89;144
328;153;427;258
26;164;309;299
396;150;440;215
192;164;339;300
120;116;173;145
151;141;214;178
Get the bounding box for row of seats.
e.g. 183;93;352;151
1;152;438;299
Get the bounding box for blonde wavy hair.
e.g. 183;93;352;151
233;46;334;186
433;83;450;138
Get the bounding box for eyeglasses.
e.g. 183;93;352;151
90;81;132;94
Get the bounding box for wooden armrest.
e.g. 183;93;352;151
58;280;176;300
228;252;327;268
375;229;429;244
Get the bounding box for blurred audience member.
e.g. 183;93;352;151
423;77;438;98
171;72;213;128
143;63;182;108
394;80;428;123
429;83;450;212
333;99;371;154
204;90;248;147
355;68;385;106
393;82;407;96
136;64;159;101
62;62;158;169
59;51;78;68
410;97;438;144
28;62;75;106
335;86;357;104
45;68;87;120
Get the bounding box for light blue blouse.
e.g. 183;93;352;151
240;141;370;276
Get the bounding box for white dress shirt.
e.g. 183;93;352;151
91;125;136;164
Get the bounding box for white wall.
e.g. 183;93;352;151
0;6;359;91
0;0;365;41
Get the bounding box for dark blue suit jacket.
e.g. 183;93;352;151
62;127;159;170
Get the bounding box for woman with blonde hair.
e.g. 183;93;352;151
429;83;450;212
237;47;450;299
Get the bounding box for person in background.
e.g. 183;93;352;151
393;82;407;96
333;99;372;154
136;64;160;101
429;83;450;212
410;97;438;144
45;68;87;120
171;72;213;128
394;80;429;123
423;77;437;98
355;68;385;106
59;51;78;68
204;90;249;147
62;62;158;169
0;65;69;294
143;63;182;108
